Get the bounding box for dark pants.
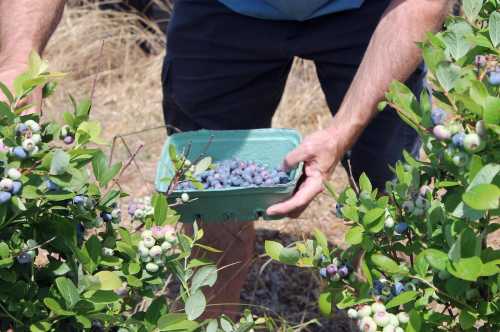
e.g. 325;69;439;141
162;0;424;189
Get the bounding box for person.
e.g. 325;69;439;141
0;0;451;319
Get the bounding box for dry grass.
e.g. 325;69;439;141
40;2;364;331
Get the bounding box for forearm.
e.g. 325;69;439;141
0;0;65;64
328;0;450;152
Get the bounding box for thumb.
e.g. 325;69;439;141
283;144;312;170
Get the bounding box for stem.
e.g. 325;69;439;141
0;302;23;326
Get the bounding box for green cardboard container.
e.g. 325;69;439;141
155;129;303;223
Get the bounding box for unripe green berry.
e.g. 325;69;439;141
358;305;372;318
7;168;22;180
181;192;189;203
388;313;399;327
374;311;391;327
371;302;386;314
359;317;377;332
347;308;358;319
475;120;486;137
143;237;156;248
463;133;483;153
161;241;172;252
149;245;162;257
145;262;159;273
385;216;395;228
397;312;409;324
141;230;153;239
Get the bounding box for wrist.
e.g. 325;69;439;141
325;113;366;155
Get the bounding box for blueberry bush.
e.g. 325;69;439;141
0;53;283;332
266;2;499;331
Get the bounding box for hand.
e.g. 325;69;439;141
267;128;343;217
0;59;41;113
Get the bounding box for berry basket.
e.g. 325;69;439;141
155;129;303;223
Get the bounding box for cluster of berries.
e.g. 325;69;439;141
475;55;499;86
319;257;351;282
175;159;291;190
8;120;43;160
400;185;432;218
73;195;120;228
127;196;154;221
138;226;178;273
347;302;409;332
371;278;415;302
16;239;38;264
59;125;75;145
0;168;23;204
431;108;486;167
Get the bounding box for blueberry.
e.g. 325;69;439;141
433;125;451;141
230;176;242;187
17;252;33;264
263;178;274;186
0;191;12;204
335;203;343;218
77;223;85;241
278;172;289;184
12;146;27;159
63;135;75;144
253;175;263;185
338;265;349;278
392;282;405;296
488;70;500;86
319;267;327;278
395;222;409;235
91;320;104;332
326;264;337;276
11;181;22;195
46;180;59;191
73;195;86;206
272;176;280;184
451;132;465;147
100;211;113;222
374;280;384;294
463;133;483;153
229;160;239;170
431;108;447;125
16;123;29;135
452;151;469;167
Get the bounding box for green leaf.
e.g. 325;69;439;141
361;259;373;287
363;208;385;226
385;290;418;309
100;162;121;187
30;321;52;332
194;156;212;174
422;249;448;270
206;320;218;332
43;297;74;316
313;228;329;256
265;240;283;261
55;277;80;309
443;32;471;60
447;257;483;281
467;164;500;190
341;206;359;222
50;150;70;175
0;242;10;258
168;144;177;163
489;11;500;47
463;0;483;22
153;193;168;226
436;62;461;92
0;82;14;103
279;247;300;265
359;173;372;193
459;310;476;330
318;292;333;317
88;290;120;304
462;184;500;210
76;98;92;118
406;309;422;332
484;97;500;125
191;265;217;293
158;313;199;331
371;254;405;275
185;290;206;320
95;271;122;291
414;252;430;277
345;226;363;245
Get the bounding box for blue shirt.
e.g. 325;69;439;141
218;0;365;21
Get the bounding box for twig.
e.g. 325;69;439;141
0;302;23;326
90;40;105;105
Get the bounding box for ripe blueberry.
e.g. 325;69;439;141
100;212;113;222
46;180;59;191
11;181;22;195
338;265;349;278
0;191;12;204
16;123;29;135
319;267;327;278
17;252;33;264
431;108;446;126
451;132;465;147
395;223;409;235
392;282;405;296
488;70;500;86
63;135;75;145
73;195;85;205
12;146;27;159
326;264;337;276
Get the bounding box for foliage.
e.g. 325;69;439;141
266;2;499;331
0;53;283;332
